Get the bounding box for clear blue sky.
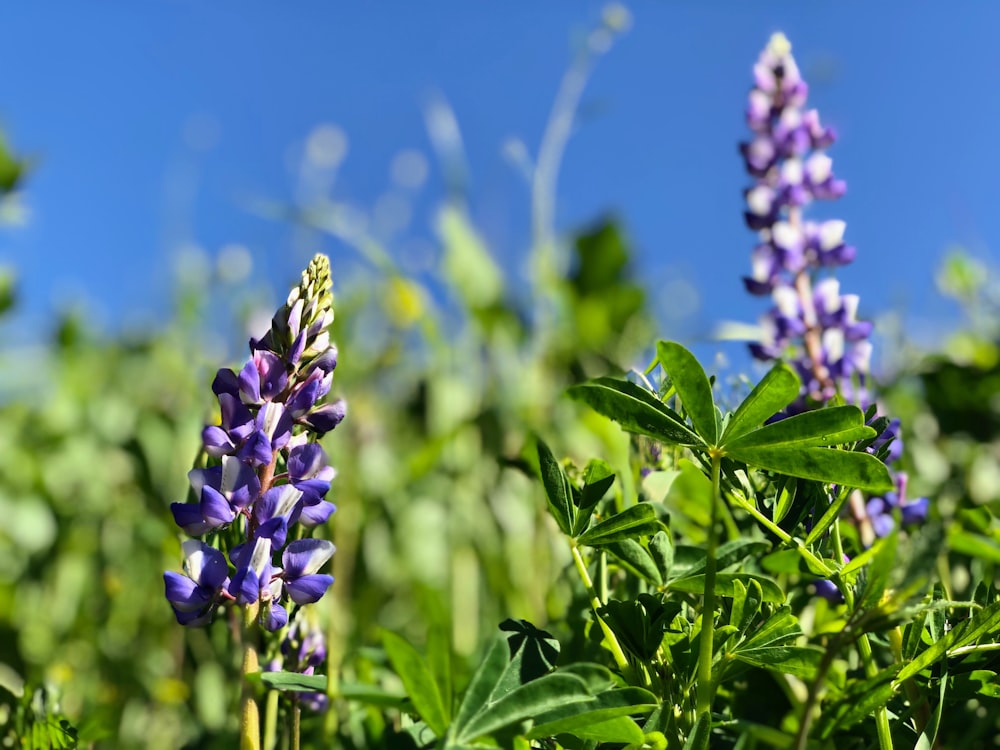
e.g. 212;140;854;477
0;3;996;366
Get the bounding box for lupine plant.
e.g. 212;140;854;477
163;253;344;749
363;32;1000;750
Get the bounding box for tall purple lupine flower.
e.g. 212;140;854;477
739;34;926;554
164;254;343;631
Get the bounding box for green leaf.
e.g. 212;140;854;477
451;635;509;737
427;624;453;724
525;687;657;740
668;573;784;603
856;530;898;612
649;530;674;580
895;601;1000;683
673;539;771;578
493;619;560;699
722;363;800;444
732;646;824;679
568;377;701;446
948;530;1000;565
723;405;874;451
577;503;663;546
726;444;893;493
580;459;616;511
657;341;718;445
383;631;450;737
455;672;594;742
254;670;327;692
337;681;407;708
605;539;663;585
682;712;711;750
536;438;574;535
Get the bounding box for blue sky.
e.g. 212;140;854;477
0;3;997;367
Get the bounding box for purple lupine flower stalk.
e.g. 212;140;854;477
163;254;343;749
740;32;867;411
165;254;342;630
739;35;926;562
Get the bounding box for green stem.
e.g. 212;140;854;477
695;454;722;717
725;490;835;578
570;543;629;671
263;689;279;750
241;603;262;750
291;696;301;750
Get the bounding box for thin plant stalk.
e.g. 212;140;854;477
570;542;630;672
695;453;723;717
241;602;262;750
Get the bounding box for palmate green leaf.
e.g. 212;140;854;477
493;619;560;699
567;377;702;446
337;681;407;708
576;503;664;546
725;444;893;493
536;438;574;536
721;362;800;444
669;573;783;602
524;686;657;741
723;405;874;451
455;672;594;743
383;631;450;737
657;341;718;445
817;666;899;739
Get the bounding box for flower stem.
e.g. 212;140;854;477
570;543;629;672
695;454;723;717
241;602;262;750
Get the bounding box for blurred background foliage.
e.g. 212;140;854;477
0;21;999;748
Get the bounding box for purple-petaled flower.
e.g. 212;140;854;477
280;539;335;605
164;540;230;626
229;536;275;606
171;457;261;535
864;472;929;542
202;392;256;458
813;578;844;605
301;398;346;436
238;402;294;466
239;351;289;405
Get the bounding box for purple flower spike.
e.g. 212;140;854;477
164;540;230;626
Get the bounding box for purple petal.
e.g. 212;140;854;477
183;540;230;589
282;538;336;578
255;351;288;401
219;393;254;440
239;359;262;404
164;572;208;610
200;486;236;527
239;431;273;466
303;400;346;435
229;567;260;605
202;425;236;458
285;574;335;605
171;503;213;536
264;602;288;632
297;500;336;528
212;368;240;397
901;497;929;527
